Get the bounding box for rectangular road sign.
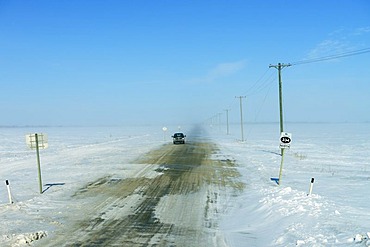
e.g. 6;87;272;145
280;132;292;149
26;133;48;149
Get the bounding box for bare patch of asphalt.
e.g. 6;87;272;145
38;139;244;247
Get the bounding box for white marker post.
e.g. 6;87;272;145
5;180;13;204
26;133;48;194
307;178;315;196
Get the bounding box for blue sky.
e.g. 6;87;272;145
1;0;369;126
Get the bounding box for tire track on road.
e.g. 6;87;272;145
39;141;243;247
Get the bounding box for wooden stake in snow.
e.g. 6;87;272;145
307;178;315;196
5;180;13;204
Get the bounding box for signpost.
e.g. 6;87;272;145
26;133;48;194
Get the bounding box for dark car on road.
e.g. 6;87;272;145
172;132;186;144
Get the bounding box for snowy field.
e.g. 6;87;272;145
214;122;370;246
0;125;169;246
0;123;369;246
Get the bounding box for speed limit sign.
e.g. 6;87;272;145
280;132;292;149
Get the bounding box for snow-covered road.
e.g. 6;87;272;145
34;140;243;246
1;123;369;246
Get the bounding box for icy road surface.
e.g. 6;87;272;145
37;141;244;246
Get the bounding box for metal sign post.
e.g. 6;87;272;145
35;134;42;194
26;133;48;194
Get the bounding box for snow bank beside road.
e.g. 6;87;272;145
0;126;171;246
0;123;369;246
212;123;370;246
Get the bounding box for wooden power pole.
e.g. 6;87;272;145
224;109;230;135
269;63;291;134
269;63;291;185
235;96;246;142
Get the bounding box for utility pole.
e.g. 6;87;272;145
269;63;291;134
269;63;291;185
224;109;230;135
235;96;246;142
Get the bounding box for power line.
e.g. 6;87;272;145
291;47;370;66
212;70;276;125
243;69;276;96
242;68;270;95
205;46;370;130
252;81;274;122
